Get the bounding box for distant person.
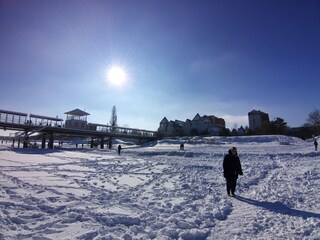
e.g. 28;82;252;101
314;139;318;151
180;143;184;150
118;144;122;155
223;147;243;197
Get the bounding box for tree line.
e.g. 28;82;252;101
236;109;320;139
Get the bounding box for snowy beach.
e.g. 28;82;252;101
0;135;319;239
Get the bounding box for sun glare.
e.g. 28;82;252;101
107;66;126;86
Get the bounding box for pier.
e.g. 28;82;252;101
0;109;158;149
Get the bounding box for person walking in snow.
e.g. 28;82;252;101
118;144;122;155
223;147;243;197
314;139;318;151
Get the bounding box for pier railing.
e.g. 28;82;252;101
0;109;157;139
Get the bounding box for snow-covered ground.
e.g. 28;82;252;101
0;135;319;240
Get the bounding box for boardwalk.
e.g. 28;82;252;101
0;109;157;148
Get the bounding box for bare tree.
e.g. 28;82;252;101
306;109;320;135
110;105;117;128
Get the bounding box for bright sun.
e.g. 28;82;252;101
107;66;126;86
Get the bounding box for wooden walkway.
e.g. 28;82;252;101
0;109;158;148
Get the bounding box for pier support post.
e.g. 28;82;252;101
41;134;46;149
108;137;112;149
100;137;104;149
48;133;54;149
90;138;94;148
23;130;28;148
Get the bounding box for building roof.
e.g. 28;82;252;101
192;113;201;121
248;109;268;116
0;109;28;116
160;117;169;123
29;114;63;122
64;108;90;116
175;120;185;127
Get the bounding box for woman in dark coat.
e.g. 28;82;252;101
223;147;243;196
118;144;122;155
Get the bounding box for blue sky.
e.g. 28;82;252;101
1;0;319;131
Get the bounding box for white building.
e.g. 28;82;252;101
159;113;225;136
64;109;90;129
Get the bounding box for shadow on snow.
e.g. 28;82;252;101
236;196;320;219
